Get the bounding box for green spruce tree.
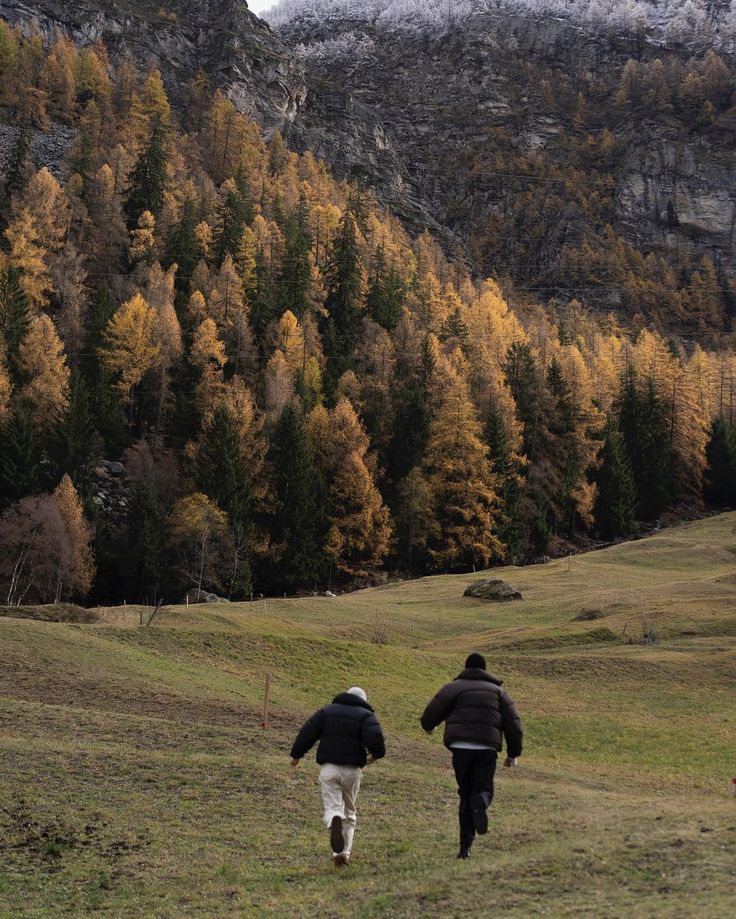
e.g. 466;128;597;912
126;118;168;223
618;367;672;520
194;406;254;597
0;265;30;372
704;417;736;506
593;418;638;538
267;402;325;590
279;193;312;318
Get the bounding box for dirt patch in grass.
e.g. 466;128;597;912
0;651;298;733
0;604;98;623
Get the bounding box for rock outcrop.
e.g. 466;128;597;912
274;8;736;321
4;1;736;328
0;0;307;132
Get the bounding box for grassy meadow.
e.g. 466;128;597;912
1;514;736;917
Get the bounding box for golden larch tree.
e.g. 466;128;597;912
52;474;95;600
5;209;52;311
0;336;11;427
13;167;69;254
190;318;227;418
18;314;70;427
423;353;503;569
318;397;392;578
100;292;160;405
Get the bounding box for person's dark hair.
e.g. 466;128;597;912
465;653;486;670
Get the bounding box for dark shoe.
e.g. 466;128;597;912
330;815;345;854
457;845;471;859
333;853;348;867
470;795;488;835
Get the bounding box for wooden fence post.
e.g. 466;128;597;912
261;672;271;730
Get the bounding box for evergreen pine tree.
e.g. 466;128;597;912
4;126;30;199
49;370;96;484
503;342;540;455
213;183;247;268
704;417;736;506
0;265;30;371
194;406;254;596
618;368;672;520
126;118;168;223
593;419;638;538
389;384;431;484
164;198;200;308
250;248;277;347
485;404;525;560
121;476;165;603
366;247;404;332
268;402;324;589
322;200;363;385
0;409;43;509
279;194;312;318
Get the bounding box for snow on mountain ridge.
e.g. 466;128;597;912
265;0;736;48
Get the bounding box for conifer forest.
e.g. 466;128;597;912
1;21;735;606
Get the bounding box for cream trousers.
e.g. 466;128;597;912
319;763;362;856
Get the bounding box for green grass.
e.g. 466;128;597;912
2;514;736;917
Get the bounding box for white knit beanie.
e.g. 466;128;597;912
347;686;368;702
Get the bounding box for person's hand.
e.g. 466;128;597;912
290;758;300;769
504;756;518;769
365;754;375;766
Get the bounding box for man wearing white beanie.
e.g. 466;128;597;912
291;686;386;866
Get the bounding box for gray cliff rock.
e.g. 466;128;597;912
0;0;307;132
276;10;736;309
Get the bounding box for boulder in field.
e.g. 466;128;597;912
464;579;523;602
182;589;227;605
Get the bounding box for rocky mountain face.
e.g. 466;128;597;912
0;0;307;130
3;1;736;326
275;7;736;320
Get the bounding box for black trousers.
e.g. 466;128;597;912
452;748;498;847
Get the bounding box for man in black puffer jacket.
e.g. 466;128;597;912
291;686;385;866
421;653;523;859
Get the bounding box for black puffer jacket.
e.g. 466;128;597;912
420;669;523;757
291;692;386;767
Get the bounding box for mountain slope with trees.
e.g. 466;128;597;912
0;19;735;605
272;0;736;337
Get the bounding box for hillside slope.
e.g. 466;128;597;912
274;3;736;330
3;1;736;330
1;514;735;916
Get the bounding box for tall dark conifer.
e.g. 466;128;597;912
593;418;638;538
126;118;168;222
618;368;672;520
485;404;525;560
213;184;247;268
322;200;363;385
0;266;30;371
250;248;277;348
704;417;736;506
195;406;254;597
164;198;200;307
366;247;404;332
279;194;312;318
50;371;97;485
0;410;43;509
268;402;324;589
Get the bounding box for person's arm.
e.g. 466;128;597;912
499;689;523;765
420;683;455;734
290;708;325;764
361;712;386;763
